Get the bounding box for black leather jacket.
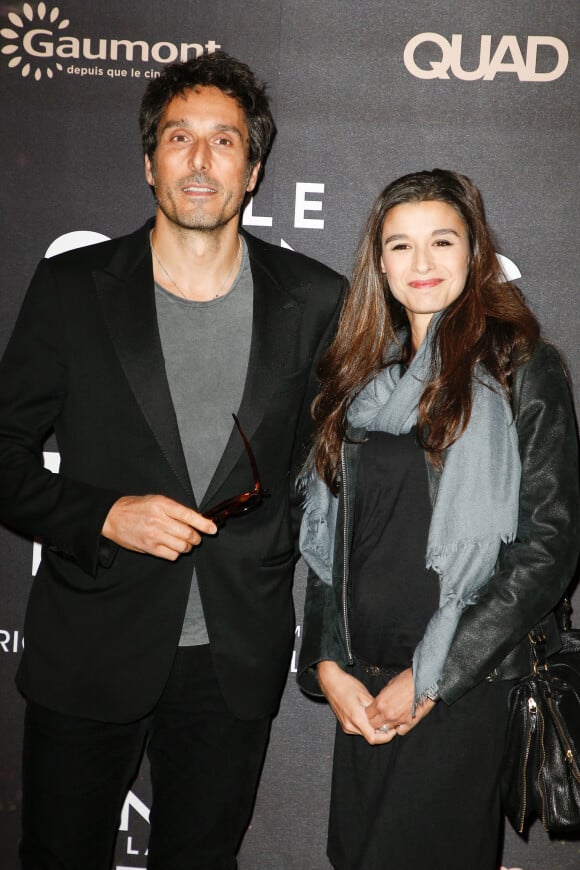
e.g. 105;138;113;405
298;342;580;702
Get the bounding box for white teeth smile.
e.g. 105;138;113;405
183;186;215;193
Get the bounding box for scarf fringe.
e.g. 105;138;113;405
426;530;517;574
413;682;441;715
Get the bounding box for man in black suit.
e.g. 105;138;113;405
0;52;345;869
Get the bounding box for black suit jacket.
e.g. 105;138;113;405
0;222;345;722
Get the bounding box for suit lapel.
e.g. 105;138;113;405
200;238;307;510
94;226;194;503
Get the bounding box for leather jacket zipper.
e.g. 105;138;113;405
340;443;353;665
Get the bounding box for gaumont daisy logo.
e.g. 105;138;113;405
1;2;69;80
1;2;220;82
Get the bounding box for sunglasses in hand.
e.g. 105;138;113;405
204;414;270;528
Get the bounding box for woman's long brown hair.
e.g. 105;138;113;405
312;169;539;490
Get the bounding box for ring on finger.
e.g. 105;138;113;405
378;723;389;733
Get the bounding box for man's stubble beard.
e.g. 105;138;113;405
155;187;243;233
152;165;253;234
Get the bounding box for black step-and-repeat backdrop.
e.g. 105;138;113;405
1;2;578;867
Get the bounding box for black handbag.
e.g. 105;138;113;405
501;601;580;834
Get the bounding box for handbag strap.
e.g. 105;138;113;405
527;627;550;673
556;597;573;632
527;597;574;673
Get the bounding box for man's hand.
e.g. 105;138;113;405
317;661;395;745
365;667;436;736
102;495;217;561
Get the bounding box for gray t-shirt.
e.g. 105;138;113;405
154;238;252;645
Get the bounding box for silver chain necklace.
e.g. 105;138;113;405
150;231;242;300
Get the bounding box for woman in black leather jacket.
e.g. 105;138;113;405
298;169;579;870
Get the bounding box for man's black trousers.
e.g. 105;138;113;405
20;644;271;870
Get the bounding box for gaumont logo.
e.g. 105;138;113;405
404;33;568;82
1;1;68;79
1;2;219;81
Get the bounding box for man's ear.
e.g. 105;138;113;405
144;154;155;188
246;161;261;194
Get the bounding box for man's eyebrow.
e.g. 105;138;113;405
212;123;244;138
159;119;244;139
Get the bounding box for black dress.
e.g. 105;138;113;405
327;431;511;870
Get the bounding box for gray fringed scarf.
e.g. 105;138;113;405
299;320;520;706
